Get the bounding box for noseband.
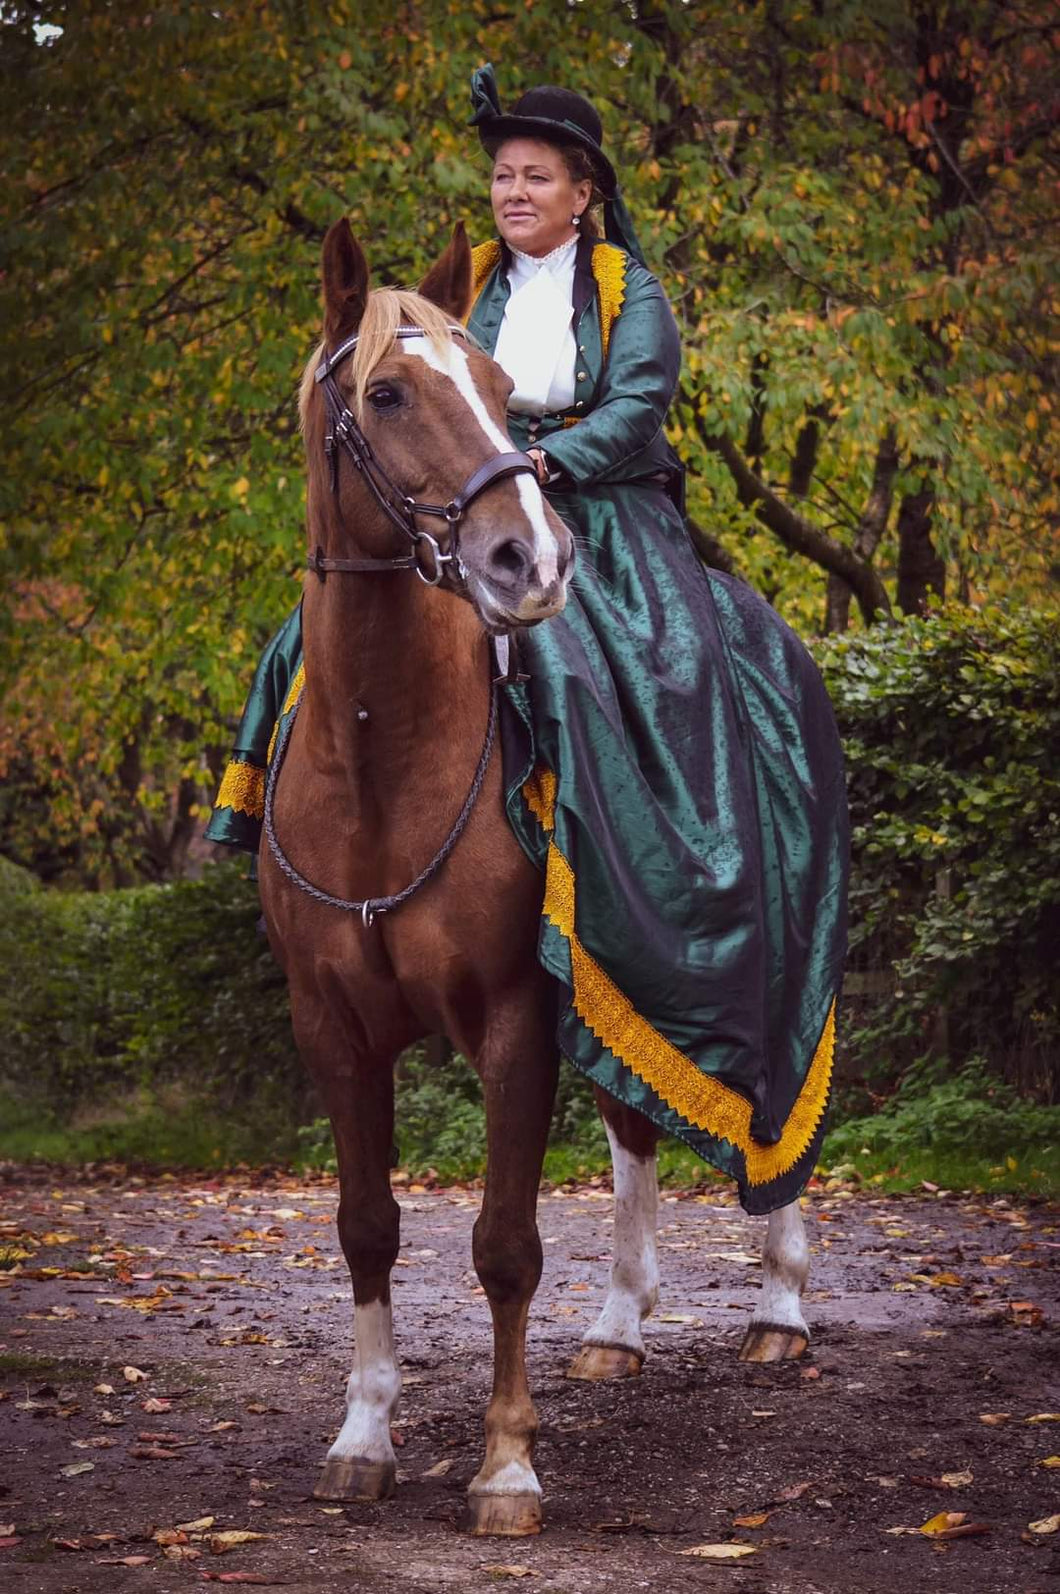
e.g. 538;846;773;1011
311;325;537;586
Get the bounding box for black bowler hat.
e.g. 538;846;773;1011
469;63;617;199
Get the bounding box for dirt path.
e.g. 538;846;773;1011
1;1168;1057;1594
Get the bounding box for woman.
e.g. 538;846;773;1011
208;67;848;1214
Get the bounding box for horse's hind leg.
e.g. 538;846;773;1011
739;1200;810;1362
568;1090;659;1382
305;1037;403;1501
466;1018;558;1537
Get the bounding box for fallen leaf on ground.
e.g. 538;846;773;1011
421;1458;453;1478
0;1537;21;1550
0;1525;14;1538
122;1365;148;1383
929;1273;963;1287
210;1421;240;1432
1027;1414;1060;1424
678;1543;757;1559
733;1512;771;1528
940;1470;974;1488
164;1545;202;1561
919;1511;990;1539
978;1413;1010;1426
657;1313;701;1324
153;1529;189;1546
142;1397;171;1413
60;1461;94;1477
1039;1456;1060;1468
131;1445;180;1460
177;1517;215;1532
1029;1515;1060;1534
94;1383;115;1396
775;1481;811;1502
801;1366;821;1381
1007;1300;1044;1327
208;1531;268;1553
480;1568;532;1579
96;1556;152;1566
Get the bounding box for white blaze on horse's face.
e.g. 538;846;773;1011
406;338;572;628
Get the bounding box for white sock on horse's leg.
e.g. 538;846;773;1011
739;1200;810;1361
317;1299;401;1495
578;1122;659;1363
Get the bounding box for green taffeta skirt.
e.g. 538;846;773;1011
207;478;848;1214
496;471;848;1213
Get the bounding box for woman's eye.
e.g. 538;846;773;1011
368;385;401;412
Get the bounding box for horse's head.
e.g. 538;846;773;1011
301;219;574;630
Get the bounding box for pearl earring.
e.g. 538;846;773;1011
572;212;581;226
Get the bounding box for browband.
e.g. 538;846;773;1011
315;324;468;383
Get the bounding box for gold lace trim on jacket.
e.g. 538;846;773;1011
469;241;502;307
590;243;627;359
521;763;834;1187
266;662;306;765
214;759;266;821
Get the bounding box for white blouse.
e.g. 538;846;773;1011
493;238;578;416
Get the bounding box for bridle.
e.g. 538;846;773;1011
266;322;537;929
310;324;537;587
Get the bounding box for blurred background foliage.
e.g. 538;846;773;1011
1;2;1057;1182
1;0;1057;885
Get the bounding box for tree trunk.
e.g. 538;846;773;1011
823;430;900;633
896;487;945;614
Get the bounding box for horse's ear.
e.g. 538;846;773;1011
418;222;473;322
322;217;370;346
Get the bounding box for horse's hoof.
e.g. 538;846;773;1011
466;1491;543;1537
738;1323;809;1363
566;1342;643;1381
313;1456;396;1501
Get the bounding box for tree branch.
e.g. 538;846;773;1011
702;424;893;623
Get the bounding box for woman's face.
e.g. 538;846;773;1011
491;138;592;258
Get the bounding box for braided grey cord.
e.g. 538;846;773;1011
263;676;498;925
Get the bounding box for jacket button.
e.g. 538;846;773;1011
575;400;585;410
577;371;588;382
578;345;586;354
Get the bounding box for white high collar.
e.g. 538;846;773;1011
509;236;578;274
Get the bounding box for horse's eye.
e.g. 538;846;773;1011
367;385;402;413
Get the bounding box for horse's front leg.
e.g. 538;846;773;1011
568;1090;660;1381
466;1014;558;1537
739;1200;810;1361
295;1017;403;1501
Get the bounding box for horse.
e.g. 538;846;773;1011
258;217;814;1539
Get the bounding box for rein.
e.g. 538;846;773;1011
266;322;531;928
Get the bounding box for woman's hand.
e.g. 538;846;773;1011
527;447;550;484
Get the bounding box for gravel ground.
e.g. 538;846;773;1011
1;1166;1058;1593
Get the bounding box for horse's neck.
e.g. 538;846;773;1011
298;574;489;806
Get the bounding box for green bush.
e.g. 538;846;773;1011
816;606;1060;1101
0;856;302;1116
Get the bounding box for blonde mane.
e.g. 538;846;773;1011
299;288;457;429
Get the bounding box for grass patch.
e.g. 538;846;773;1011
6;1051;1057;1201
0;1087;303;1172
0;1352;100;1381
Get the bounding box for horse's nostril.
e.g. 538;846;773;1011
489;538;533;584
